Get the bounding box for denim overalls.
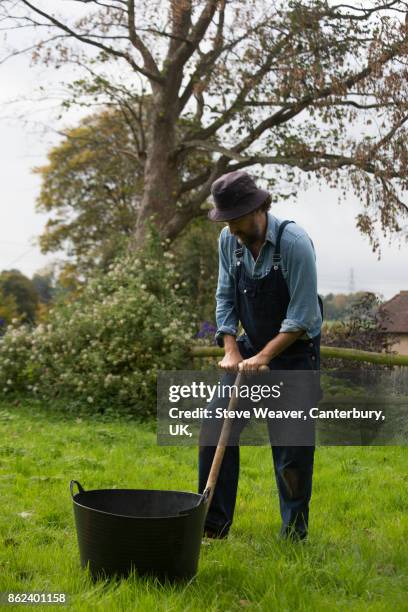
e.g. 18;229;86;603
198;220;323;539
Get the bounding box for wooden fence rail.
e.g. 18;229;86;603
190;345;408;367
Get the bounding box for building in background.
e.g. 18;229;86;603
378;291;408;355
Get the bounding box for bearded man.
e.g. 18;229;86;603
198;170;323;541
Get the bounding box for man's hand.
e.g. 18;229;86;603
218;334;242;372
218;350;242;372
238;353;270;372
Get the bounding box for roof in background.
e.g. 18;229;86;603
378;291;408;333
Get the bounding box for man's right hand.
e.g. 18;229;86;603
218;350;242;372
218;334;242;371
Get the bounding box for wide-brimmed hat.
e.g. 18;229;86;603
208;170;270;222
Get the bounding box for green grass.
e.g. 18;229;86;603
0;400;407;611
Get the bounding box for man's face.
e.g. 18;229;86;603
226;210;265;247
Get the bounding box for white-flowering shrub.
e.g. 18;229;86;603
0;233;197;417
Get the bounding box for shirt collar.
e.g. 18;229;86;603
265;212;279;246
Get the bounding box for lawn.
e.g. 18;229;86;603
0;400;407;611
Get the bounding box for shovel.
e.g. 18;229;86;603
203;365;269;512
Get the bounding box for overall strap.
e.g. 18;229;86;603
234;220;295;266
234;239;244;266
273;220;295;262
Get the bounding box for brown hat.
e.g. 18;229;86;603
208;170;270;222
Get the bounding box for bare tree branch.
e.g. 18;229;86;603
166;0;219;77
168;0;192;57
242;98;395;110
177;17;271;115
127;0;161;79
178;29;295;146
18;0;165;84
178;138;407;181
330;1;406;20
232;34;408;155
371;113;408;153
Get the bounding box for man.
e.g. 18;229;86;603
198;170;323;541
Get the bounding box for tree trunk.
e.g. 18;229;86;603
131;99;181;247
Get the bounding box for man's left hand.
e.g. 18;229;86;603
238;353;270;372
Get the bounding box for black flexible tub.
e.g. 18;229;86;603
70;480;208;581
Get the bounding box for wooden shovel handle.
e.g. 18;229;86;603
203;364;270;512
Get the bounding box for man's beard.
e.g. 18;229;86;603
236;226;263;247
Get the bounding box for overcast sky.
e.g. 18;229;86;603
0;6;407;301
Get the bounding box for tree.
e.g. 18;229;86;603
33;104;212;275
171;216;220;322
33;109;143;275
321;291;367;320
0;289;19;331
2;1;408;251
0;270;39;323
322;291;395;369
31;266;56;304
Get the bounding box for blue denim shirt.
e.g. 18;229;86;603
215;212;322;348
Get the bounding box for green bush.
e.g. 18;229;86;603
0;232;196;417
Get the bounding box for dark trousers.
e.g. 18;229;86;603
198;339;317;539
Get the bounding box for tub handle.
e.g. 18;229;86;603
70;480;85;498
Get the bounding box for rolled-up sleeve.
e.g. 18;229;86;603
215;231;239;347
280;235;322;338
